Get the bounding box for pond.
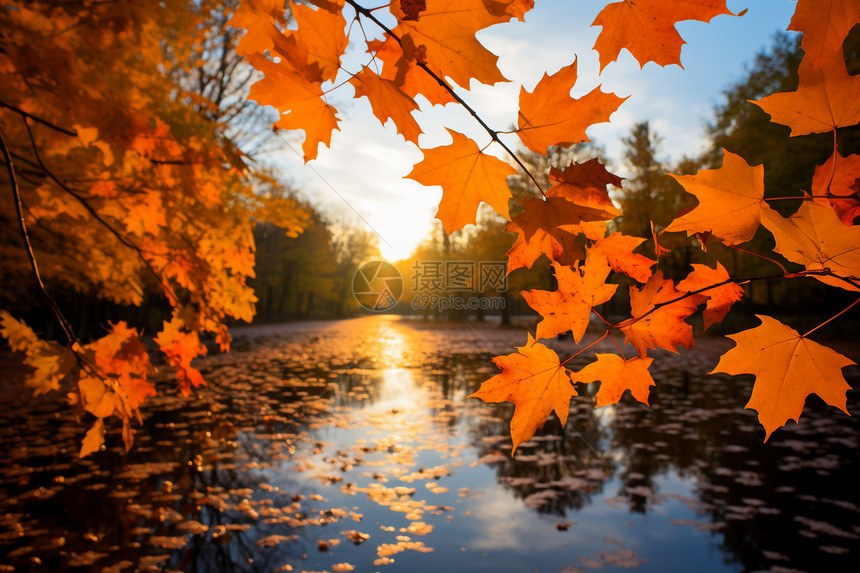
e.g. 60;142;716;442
1;315;858;573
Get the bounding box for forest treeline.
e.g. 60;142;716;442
1;0;857;344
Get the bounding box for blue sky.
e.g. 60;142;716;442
267;0;800;260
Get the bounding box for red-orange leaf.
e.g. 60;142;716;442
505;222;583;274
810;150;860;224
761;198;860;292
155;318;208;397
389;0;529;91
522;255;617;342
548;158;624;193
590;233;656;283
468;334;575;454
711;315;855;440
290;1;348;83
406;129;516;233
665;149;770;245
676;262;744;330
751;51;860;136
574;354;655;407
788;0;860;71
591;0;736;70
350;68;423;144
247;54;339;161
619;272;705;358
516;59;627;155
514;196;616;242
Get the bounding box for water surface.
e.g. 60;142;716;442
1;316;858;572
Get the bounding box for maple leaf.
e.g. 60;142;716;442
365;36;456;106
155;318;207;397
78;376;119;418
590;232;656;283
591;0;737;70
468;334;575;454
711;315;855;440
574;354;655;407
514;196;616;242
290;1;348;83
505;221;583;274
676;262;744;330
516;59;627;155
406;129;516;233
547;158;624;193
751;51;860;136
665;149;771;245
80;418;106;458
227;0;287;56
788;0;860;71
389;0;529;91
619;272;706;358
810;150;860;224
247;54;339;161
350;68;422;144
761;198;860;292
522;255;617;342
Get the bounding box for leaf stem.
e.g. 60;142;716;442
802;297;860;338
729;244;788;274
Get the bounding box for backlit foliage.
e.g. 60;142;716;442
229;0;859;450
0;0;308;455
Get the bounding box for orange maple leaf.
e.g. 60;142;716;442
810;150;860;224
522;255;617;342
591;0;737;70
590;232;655;283
574;354;655;407
227;0;287;56
468;334;575;454
350;68;423;144
365;35;456;106
290;1;348;83
761;198;860;291
620;271;705;358
788;0;860;71
547;158;624;193
514;196;616;242
665;149;771;245
711;315;855;440
155;318;208;397
676;262;744;330
516;59;627;155
388;0;529;91
505;221;583;274
80;418;106;458
247;54;339;161
406;129;516;233
751;51;860;136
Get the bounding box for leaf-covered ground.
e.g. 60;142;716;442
0;315;858;572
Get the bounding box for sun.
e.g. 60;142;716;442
368;209;436;262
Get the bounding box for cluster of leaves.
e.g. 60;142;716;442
231;0;859;451
0;1;308;455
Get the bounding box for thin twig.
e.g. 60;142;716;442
0;126;79;346
0;100;78;136
21;118;178;303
